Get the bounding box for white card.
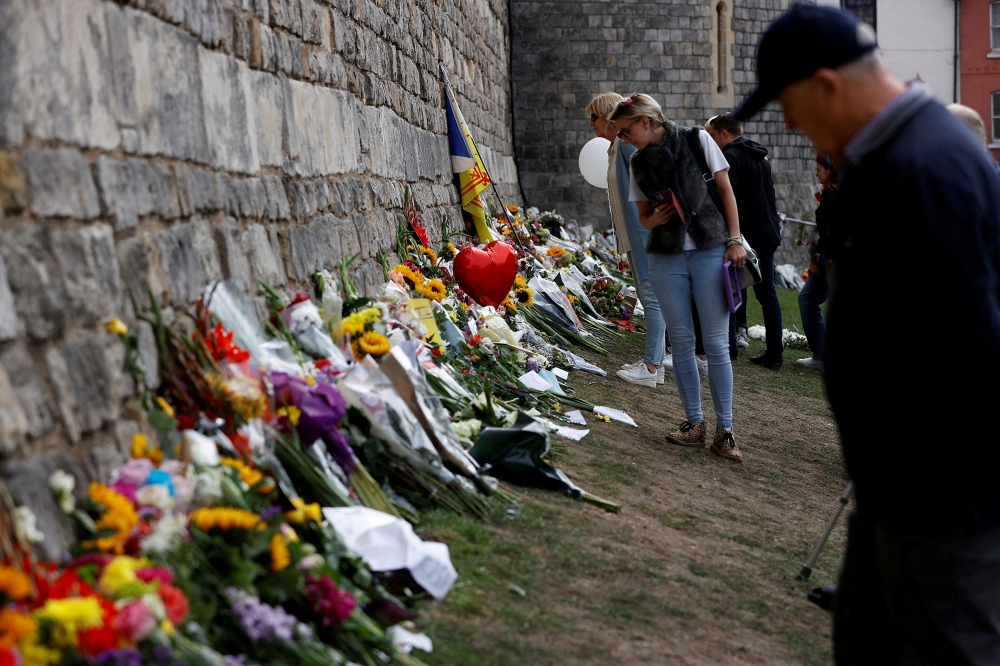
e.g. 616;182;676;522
565;409;586;425
594;405;637;427
555;426;590;441
517;370;553;392
552;367;569;380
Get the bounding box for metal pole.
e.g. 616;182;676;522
796;481;854;581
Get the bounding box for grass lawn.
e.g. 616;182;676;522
413;288;846;665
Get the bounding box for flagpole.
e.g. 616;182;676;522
440;65;529;253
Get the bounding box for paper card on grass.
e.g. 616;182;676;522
594;405;637;427
555;426;589;441
564;350;607;377
565;410;587;425
537;369;566;396
517;370;553;392
552;367;569;380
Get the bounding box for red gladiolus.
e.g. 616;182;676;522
158;584;189;625
468;335;482;346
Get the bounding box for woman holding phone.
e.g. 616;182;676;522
609;94;746;461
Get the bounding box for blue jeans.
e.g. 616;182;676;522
647;245;733;429
798;268;828;361
630;251;666;366
735;247;783;360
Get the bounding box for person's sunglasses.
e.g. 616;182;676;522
589;113;600;122
616;125;633;140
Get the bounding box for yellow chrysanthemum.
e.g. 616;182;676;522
97;556;149;597
190;507;261;532
342;308;383;335
35;598;103;646
357;331;391;357
514;287;534;307
285;497;322;524
419;246;438;265
546;247;567;258
106;318;128;336
514;275;527;289
392;264;424;289
0;608;36;648
415;278;447;302
19;634;61;666
269;533;290;572
85;483;139;554
220;457;272;492
130;433;163;465
0;565;32;602
276;405;301;428
567;293;579;304
155;396;175;418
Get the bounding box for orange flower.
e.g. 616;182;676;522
85;483;139;554
0;608;36;647
0;565;31;603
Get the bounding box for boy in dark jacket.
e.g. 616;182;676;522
737;4;1000;664
707;113;784;368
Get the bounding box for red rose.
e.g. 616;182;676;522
158;584;189;625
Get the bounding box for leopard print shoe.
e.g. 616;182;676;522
665;420;707;448
710;427;743;462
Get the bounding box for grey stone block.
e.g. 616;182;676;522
200;49;261;174
134;319;161;391
44;346;79;442
115;237;163;311
185;0;223;47
237;178;268;218
59;334;119;434
26;149;101;219
0;255;20;341
0;346;54;440
110;7;211;163
190;168;220;212
284;80;360;177
252;71;285;166
217;172;239;215
310;214;342;271
270;0;302;34
351;212;372;258
51;223;133;329
243;223;286;287
93;156;142;230
275;31;303;78
262;175;291;219
0;364;27;457
215;217;253;288
155;219;221;304
300;0;323;43
288;224;318;280
150;162;182;219
259;22;278;72
82;444;127;490
0;226;66;342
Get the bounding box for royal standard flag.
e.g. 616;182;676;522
444;82;494;242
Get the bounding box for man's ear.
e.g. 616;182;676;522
812;68;844;105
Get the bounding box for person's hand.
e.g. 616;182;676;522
724;242;747;268
808;258;820;275
644;201;675;228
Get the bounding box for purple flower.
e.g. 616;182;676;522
259;506;283;520
95;649;143;666
225;588;309;644
271;373;354;476
525;359;539;373
117;459;154;487
109;480;137;504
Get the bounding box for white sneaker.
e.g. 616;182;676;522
736;327;749;350
616;362;658;388
655;366;665;384
796;357;824;371
696;357;708;377
661;353;673;372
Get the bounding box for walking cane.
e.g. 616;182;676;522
796;481;853;581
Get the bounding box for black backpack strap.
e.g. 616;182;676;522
686;127;714;183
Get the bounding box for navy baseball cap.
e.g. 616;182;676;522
734;3;878;120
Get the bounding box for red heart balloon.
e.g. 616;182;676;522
453;241;519;308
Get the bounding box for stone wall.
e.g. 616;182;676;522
0;0;519;555
510;0;821;247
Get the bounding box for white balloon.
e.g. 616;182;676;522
579;137;611;189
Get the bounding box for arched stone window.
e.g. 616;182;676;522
711;0;734;109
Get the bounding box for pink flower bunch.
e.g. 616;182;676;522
304;574;357;627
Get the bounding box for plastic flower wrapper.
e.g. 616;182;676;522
273;291;350;370
271;373;354;478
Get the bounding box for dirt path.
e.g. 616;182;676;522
416;330;848;666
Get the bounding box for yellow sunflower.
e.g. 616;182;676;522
501;296;518;313
514;275;527;289
444;242;457;260
190;507;261;532
419;246;438;265
546;247;567;258
357;331;391;357
514;287;534;307
392;264;424;289
269;533;290;572
85;483;140;554
416;278;447;302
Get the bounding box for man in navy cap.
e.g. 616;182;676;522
737;3;1000;664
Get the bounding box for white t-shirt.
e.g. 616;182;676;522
628;130;729;251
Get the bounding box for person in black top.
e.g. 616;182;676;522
707;113;784;369
795;154;839;371
737;5;1000;664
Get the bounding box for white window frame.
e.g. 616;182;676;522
992;1;1000;52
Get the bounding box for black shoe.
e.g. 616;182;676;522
749;353;782;370
807;585;836;611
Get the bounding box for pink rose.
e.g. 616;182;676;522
116;600;157;643
117;459;154;487
136;567;174;585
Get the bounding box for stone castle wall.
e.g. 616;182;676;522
0;0;519;548
509;0;821;267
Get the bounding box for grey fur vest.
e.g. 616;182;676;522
630;123;728;254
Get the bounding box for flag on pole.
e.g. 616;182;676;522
444;82;494;242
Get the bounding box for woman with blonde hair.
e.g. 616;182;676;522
610;93;746;461
586;92;669;388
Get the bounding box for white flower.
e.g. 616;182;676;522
450;419;482;441
192;468;224;507
181;430;220;466
14;506;44;544
140;511;189;555
49;469;76;514
141;592;168;621
531;354;549;369
296;554;325;570
135;484;174;512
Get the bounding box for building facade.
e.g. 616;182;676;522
961;0;1000;158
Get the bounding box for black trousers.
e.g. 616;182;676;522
834;508;1000;665
734;247;782;360
690;301;738;361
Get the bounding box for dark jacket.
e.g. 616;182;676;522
721;136;782;251
825;97;1000;535
813;187;840;260
630;123;728;254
